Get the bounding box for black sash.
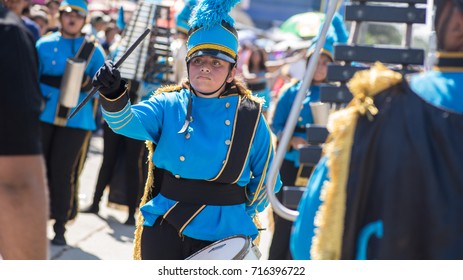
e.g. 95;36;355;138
159;169;246;205
212;97;261;183
54;37;96;125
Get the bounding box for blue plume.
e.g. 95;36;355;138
189;0;240;30
116;6;126;31
177;0;196;19
331;12;349;44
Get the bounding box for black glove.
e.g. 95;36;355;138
92;60;123;98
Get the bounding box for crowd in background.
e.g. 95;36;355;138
7;0;314;118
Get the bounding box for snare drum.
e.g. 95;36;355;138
186;235;261;260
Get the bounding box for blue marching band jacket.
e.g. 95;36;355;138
36;32;105;130
271;79;322;185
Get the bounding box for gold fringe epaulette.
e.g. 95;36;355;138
310;62;402;260
150;84;182;98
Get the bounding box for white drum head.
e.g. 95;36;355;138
186;235;250;260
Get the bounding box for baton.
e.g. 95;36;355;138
68;28;151;119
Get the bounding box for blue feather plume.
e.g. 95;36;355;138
177;0;196;20
189;0;240;30
116;6;126;31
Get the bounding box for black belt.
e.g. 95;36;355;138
40;75;62;88
294;126;306;133
157;168;246;205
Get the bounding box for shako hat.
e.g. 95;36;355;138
186;0;240;64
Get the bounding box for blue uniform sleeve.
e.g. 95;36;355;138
290;156;329;260
271;84;295;137
245;115;282;217
101;93;166;142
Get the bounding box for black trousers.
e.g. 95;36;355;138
91;122;146;216
140;218;214;260
41;122;89;225
268;159;299;260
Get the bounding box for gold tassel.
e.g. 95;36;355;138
132;141;156;259
310;62;402;259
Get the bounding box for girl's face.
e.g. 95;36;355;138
60;10;86;37
313;54;332;84
188;55;236;98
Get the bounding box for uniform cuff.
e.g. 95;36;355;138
99;81;129;112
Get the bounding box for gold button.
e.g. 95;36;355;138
175;174;180;179
298;117;303;121
225;140;231;145
52;60;56;65
54;48;58;52
225;102;230;108
225;120;231;126
179;156;185;161
185;133;190;139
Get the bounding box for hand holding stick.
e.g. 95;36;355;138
68;28;151;119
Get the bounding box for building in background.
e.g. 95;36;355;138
245;0;322;29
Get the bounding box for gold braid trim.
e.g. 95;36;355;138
133;140;156;260
310;62;402;260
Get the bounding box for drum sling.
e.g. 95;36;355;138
40;39;96;91
159;97;261;234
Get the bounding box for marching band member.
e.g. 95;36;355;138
269;14;348;260
291;0;463;259
92;0;282;260
171;0;196;84
36;0;105;246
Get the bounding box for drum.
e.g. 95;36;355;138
186;235;261;260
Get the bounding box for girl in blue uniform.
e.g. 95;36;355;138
268;13;348;260
91;0;282;260
36;0;105;246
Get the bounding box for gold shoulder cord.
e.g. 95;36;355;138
310;62;402;259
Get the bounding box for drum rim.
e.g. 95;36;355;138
185;234;252;260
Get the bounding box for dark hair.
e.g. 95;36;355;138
182;75;257;100
248;47;267;73
435;0;463;50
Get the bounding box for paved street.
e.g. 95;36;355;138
47;135;275;260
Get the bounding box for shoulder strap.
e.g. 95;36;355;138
211;96;262;184
75;36;97;61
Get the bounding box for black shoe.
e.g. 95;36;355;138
51;232;67;246
124;216;136;226
80;204;99;214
